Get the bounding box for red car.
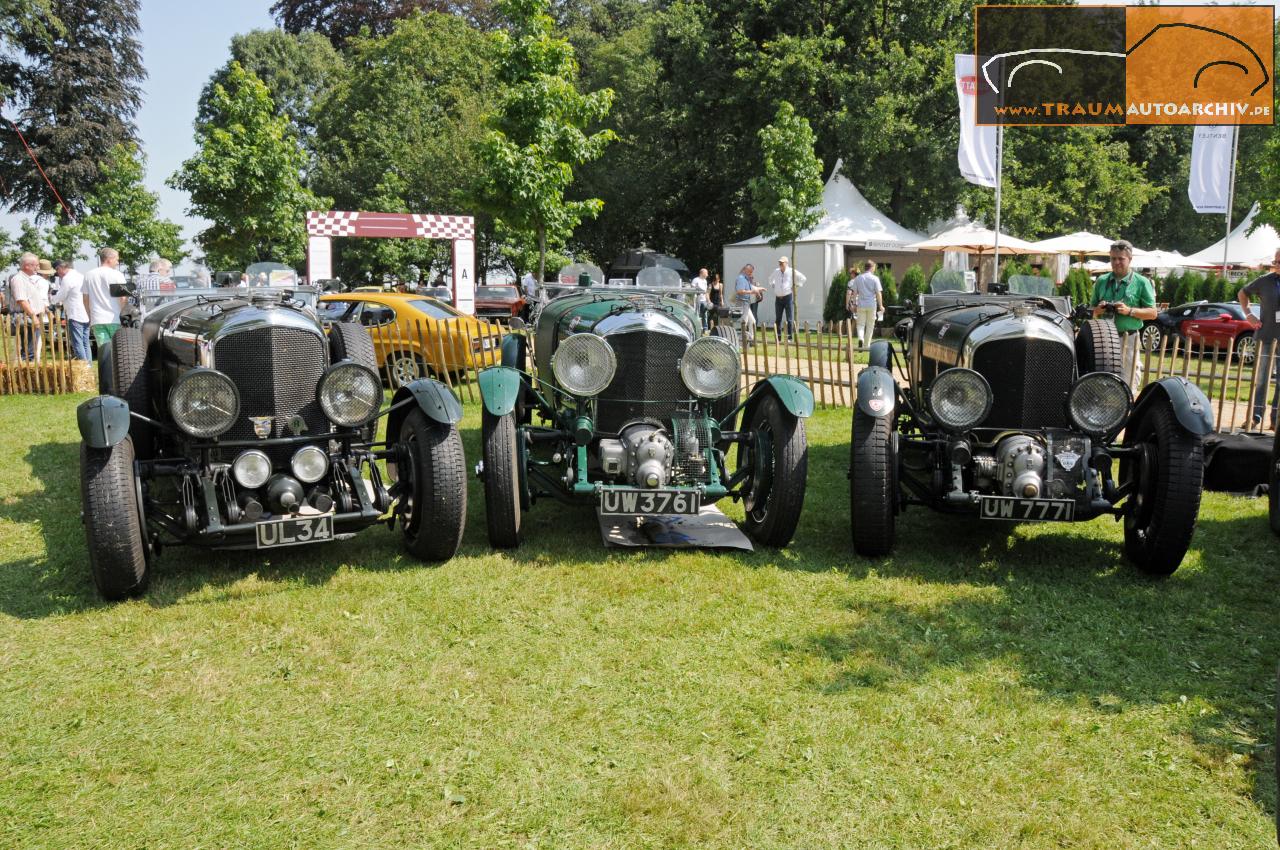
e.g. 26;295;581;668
473;284;526;322
1148;301;1260;364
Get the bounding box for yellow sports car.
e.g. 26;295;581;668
319;291;500;385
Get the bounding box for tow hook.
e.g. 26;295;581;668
474;460;485;479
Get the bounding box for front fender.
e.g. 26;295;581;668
500;333;526;370
740;374;814;427
77;395;130;448
855;365;897;418
386;378;462;451
1133;376;1214;436
478;366;523;418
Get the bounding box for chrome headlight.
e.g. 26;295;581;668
927;368;992;431
168;368;239;438
291;445;329;484
318;362;382;427
1067;372;1131;436
232;449;272;489
680;336;739;399
550;333;616;396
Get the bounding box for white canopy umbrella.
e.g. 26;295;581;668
1182;203;1280;269
1129;249;1187;270
1028;231;1115;256
908;222;1038;255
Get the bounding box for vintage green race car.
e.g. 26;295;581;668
476;264;812;549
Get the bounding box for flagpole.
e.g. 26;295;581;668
992;124;1004;290
1221;125;1239;275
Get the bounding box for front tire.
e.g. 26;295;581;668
1077;318;1124;377
1268;427;1279;538
482;409;522;548
740;394;807;547
850;409;896;556
81;437;149;600
398;409;466;561
109;327;151;456
1122;401;1204;575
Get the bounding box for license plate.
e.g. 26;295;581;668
255;513;335;548
979;496;1075;522
599;488;701;516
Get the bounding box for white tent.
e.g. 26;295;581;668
722;160;935;326
1183;202;1280;268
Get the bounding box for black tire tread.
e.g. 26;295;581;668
742;395;807;547
483;409;522;548
330;322;378;372
80;438;149;599
1123;402;1203;575
1268;427;1279;538
851;408;895;556
399;410;467;561
109;327;151;454
1077;318;1125;377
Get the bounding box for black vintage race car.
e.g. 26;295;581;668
475;264;813;549
1270;427;1279;537
77;271;468;600
851;275;1214;575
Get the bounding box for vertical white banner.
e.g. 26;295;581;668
453;239;476;315
955;54;998;188
1189;125;1236;214
307;236;332;283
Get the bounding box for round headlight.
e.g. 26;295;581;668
291;445;329;484
927;368;992;431
169;368;239;438
550;333;616;397
318;362;382;427
1067;372;1132;436
680;336;740;399
232;449;272;489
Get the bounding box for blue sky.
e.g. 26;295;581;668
2;0;1278;270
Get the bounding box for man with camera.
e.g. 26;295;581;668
1091;239;1156;388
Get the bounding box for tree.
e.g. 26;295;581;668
0;0;58;100
749;101;823;280
476;0;615;285
169;63;326;269
43;211;85;262
0;0;143;219
15;218;45;256
82;144;184;270
271;0;498;45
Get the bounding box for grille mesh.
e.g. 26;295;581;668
214;327;328;460
596;331;691;432
671;414;711;485
972;338;1073;429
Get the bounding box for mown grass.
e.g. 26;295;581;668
0;392;1276;848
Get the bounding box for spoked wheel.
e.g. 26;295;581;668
740;395;807;547
1268;427;1279;538
850;409;896;556
1235;332;1256;366
397;409;466;561
81;437;150;599
482;409;523;548
387;352;427;388
1140;324;1163;353
1121;401;1204;575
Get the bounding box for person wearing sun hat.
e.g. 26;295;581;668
768;254;805;342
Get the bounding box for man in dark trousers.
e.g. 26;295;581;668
1240;248;1280;430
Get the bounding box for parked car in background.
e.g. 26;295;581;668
474;284;526;322
1143;301;1260;363
77;278;468;599
421;285;452;301
319;291;499;386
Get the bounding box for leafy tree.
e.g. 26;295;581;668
311;13;496;281
0;228;17;271
197;29;342;150
880;266;898;306
899;263;926;304
0;0;58;100
749;101;823;276
823;267;850;322
170;63;326;269
15;218;45;256
83;144;184;270
476;0;615;286
271;0;498;45
43;211;85;262
0;0;143;219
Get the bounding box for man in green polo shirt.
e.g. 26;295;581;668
1091;239;1156;387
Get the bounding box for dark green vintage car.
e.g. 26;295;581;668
476;265;813;549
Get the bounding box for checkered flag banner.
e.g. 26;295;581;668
306;210;360;237
411;214;474;240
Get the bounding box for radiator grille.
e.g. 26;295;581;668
972;338;1074;429
596;331;692;432
214;326;329;460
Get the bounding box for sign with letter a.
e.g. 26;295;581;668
453;239;476;315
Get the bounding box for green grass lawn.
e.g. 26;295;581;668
0;393;1276;848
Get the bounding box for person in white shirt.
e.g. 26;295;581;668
83;246;128;353
521;271;537;299
51;259;91;360
9;252;50;361
691;267;709;331
734;264;764;344
135;257;175;293
845;260;884;348
768;255;806;341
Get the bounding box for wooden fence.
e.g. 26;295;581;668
0;307;96;395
